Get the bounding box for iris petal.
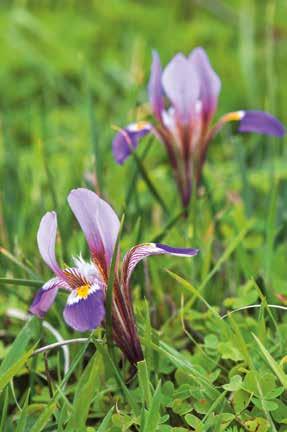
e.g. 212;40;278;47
63;288;105;332
29;277;68;318
189;47;221;123
238;110;285;137
68;188;120;271
162;53;199;124
112;123;151;164
122;242;199;285
148;50;164;121
37;212;62;276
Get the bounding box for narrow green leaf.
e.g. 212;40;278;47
15;390;30;432
97;406;115;432
137;360;152;408
252;333;287;389
143;381;162;432
96;344;140;416
30;401;57;432
0;345;36;392
69;352;101;429
0;387;9;431
131;148;168;215
0;278;43;288
151;210;184;243
0;316;40;376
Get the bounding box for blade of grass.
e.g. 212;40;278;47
0;278;44;288
137;360;152;408
143;381;162;432
15;390;30;432
0;345;37;392
96;343;140;416
0;388;9;431
131;147;168;215
151;209;184;243
0;247;38;278
252;333;287;389
0;317;40;377
97;406;115;432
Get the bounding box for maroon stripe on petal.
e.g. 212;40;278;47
68;188;120;273
122;243;199;286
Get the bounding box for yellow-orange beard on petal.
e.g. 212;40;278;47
76;284;90;299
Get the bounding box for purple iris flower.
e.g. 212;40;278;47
30;188;198;364
113;48;285;209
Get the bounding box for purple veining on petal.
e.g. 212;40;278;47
63;289;105;332
37;212;62;276
162;53;200;124
238;110;285;137
68;188;120;269
122;242;199;286
148;50;164;121
189;47;221;123
29;277;68;318
112;123;151;164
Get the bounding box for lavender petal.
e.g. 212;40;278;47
148;50;164;121
162;53;199;124
29;277;68;318
238;110;285;137
112;123;151;164
63;288;105;332
37;212;62;276
122;242;199;285
189;47;221;123
67;188;120;269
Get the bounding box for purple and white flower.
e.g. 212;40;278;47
112;48;285;209
30;188;198;364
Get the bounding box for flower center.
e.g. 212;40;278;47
77;284;90;299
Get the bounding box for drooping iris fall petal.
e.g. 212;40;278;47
63;287;105;332
112;123;151;164
122;242;199;286
29;277;69;318
68;188;120;271
238;110;285;137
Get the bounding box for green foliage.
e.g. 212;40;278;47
0;0;286;430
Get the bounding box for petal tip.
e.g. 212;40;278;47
239;110;285;137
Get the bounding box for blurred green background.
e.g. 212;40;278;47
0;1;287;429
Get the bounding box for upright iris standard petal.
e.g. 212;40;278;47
112;122;151;164
63;286;105;332
68;188;120;270
189;47;221;123
37;212;62;275
122;242;199;285
162;53;200;123
29;277;69;318
238;110;285;137
148;51;164;121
